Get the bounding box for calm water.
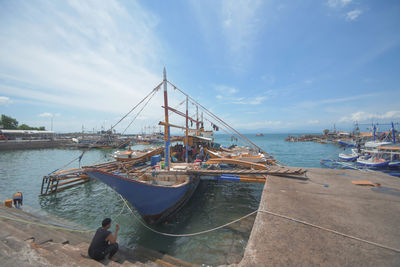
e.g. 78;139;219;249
0;134;345;265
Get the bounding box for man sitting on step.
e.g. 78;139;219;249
88;218;119;262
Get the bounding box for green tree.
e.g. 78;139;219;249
18;124;31;130
1;114;18;129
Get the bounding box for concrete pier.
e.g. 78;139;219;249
239;168;400;266
0;139;71;151
0;206;195;266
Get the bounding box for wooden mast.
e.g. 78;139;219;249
196;105;199;136
163;68;170;170
185;96;189;163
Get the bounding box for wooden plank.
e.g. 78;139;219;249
205;158;268;170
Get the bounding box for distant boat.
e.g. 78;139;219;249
338;149;359;161
256;133;264;137
337;139;356;147
356;156;389;168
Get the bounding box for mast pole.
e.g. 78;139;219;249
196;105;199;136
163;68;170;170
392;122;396;144
185;96;189;163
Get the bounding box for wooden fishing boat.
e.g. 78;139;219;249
85;165;199;224
42;68;307;224
206;148;276;164
85;69;201;224
112;147;163;162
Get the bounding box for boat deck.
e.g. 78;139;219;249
239;168;400;266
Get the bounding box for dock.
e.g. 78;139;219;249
238;168;400;266
0;205;195;267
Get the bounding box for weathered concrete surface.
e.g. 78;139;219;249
239;168;400;266
0;205;195;267
0;139;71;151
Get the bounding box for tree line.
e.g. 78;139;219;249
0;114;46;131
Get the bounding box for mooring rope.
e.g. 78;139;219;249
256;209;400;254
118;195;400;253
118;194;257;237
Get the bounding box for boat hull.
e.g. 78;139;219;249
338;153;358;161
85;170;199;224
356;159;389;168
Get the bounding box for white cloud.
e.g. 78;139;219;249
216;95;223;99
339;110;400;122
232;96;267;105
307;120;320;124
38;112;60;117
0;0;164;118
190;0;264;70
327;0;353;8
295;93;375;109
0;96;12;106
221;0;263;54
346;9;362;21
39;112;53;118
215;85;239;95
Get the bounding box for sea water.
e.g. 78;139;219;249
0;134;345;265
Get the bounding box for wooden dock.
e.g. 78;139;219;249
238;168;400;266
40;147;163;195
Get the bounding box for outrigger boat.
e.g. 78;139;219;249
45;68;306;224
112;147;162;162
206;148;276;164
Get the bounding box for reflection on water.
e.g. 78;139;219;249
0;134;346;265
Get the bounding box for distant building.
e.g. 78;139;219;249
0;129;55;140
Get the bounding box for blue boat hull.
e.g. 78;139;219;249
85;170;199;224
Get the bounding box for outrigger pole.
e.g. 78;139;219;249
163;67;171;170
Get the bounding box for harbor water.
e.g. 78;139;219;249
0;134;346;265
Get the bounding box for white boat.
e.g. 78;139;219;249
356;156;389;168
338;149;359;161
364;141;392;149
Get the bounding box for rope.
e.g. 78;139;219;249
167;80;275;161
122;88;159;135
118;195;400;253
110;82;163;131
257;209;400;254
48;150;86;175
118;194;257;237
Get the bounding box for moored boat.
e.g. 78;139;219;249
338;149;359;161
85;165;199;224
356;156;389;168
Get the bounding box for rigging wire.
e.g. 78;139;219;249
110;82;163;131
121;88;159;135
167;80;275;160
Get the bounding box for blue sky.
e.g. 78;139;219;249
0;0;399;133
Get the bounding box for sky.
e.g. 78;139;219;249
0;0;399;134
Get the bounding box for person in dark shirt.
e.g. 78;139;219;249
13;191;23;208
88;218;119;261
